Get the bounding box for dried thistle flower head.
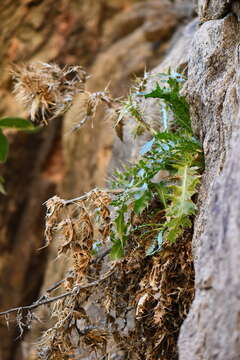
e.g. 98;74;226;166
72;88;115;131
12;62;88;125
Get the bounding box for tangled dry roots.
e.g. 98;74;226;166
36;191;194;360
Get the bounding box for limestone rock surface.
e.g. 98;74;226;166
198;0;233;21
178;5;240;360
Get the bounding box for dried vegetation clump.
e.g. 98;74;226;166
37;190;194;360
11;62;154;137
12;62;117;128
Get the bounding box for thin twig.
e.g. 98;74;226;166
35;271;75;302
63;188;124;205
0;267;115;317
45;278;67;293
0;292;73;316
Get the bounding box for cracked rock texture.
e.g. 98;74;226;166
178;3;240;360
198;0;233;21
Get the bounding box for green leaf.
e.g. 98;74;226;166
165;216;191;243
165;218;183;243
115;206;127;236
164;164;200;242
110;237;124;260
0;117;34;130
0;130;9;163
154;182;168;208
134;190;152;215
157;231;164;247
114;205;129;248
168;165;200;217
143;76;192;133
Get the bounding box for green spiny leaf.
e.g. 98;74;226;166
164;164;200;242
0;117;34;130
165;216;191;243
109;71;203;253
154;182;168;208
114;205;129;247
168;164;200;217
134;190;152;215
143;74;192;133
110;236;124;260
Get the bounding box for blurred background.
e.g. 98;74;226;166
0;1;196;359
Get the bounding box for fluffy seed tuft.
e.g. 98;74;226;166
12;62;88;125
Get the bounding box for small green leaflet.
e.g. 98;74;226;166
165;216;191;243
146;231;163;256
0;117;34;130
134;190;152;214
154;182;168;208
0;130;9;163
143;78;192;133
115;205;128;241
168;164;200;218
132;183;152;215
109;237;124;260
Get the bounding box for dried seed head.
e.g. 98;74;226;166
71;88;115;131
12;62;88;125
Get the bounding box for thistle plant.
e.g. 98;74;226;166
109;71;203;257
11;64;203;255
0;67;202;360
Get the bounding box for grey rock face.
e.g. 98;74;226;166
178;10;240;360
185;14;239;172
232;1;240;20
198;0;233;21
179;131;240;360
